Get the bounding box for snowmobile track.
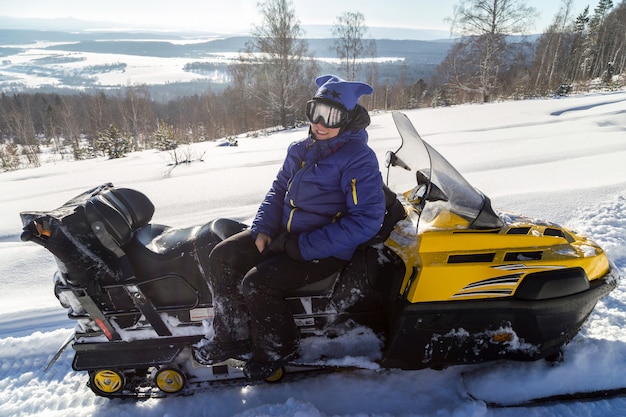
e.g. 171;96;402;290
91;365;344;399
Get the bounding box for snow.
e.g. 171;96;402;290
1;91;626;416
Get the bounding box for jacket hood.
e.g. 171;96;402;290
345;104;371;130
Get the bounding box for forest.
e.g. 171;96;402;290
1;0;624;171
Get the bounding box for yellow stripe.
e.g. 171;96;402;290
351;178;358;205
287;200;297;231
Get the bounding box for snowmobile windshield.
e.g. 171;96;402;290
385;112;502;234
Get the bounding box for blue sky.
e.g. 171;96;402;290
2;0;586;34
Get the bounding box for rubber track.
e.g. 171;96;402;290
90;366;338;399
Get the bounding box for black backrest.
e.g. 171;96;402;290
84;187;155;248
360;184;407;247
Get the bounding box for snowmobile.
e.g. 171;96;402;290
20;112;619;398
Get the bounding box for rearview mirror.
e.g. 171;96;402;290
385;151;411;171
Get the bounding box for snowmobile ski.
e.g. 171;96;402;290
466;386;626;408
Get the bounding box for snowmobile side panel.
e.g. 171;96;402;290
400;225;610;303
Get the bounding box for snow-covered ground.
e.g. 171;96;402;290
1;91;626;416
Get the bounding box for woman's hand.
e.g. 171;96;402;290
255;232;272;253
268;233;304;261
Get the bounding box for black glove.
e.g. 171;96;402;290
269;233;304;261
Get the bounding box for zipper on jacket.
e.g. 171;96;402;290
351;178;358;205
286;200;297;232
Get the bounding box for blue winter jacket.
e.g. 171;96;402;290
250;126;386;261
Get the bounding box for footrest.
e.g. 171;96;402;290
72;336;202;370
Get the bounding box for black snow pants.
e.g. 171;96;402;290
207;229;348;362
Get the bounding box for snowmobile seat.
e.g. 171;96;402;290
84;187;155;248
124;218;247;303
289;272;340;297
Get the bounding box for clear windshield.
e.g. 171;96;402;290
386;112;502;234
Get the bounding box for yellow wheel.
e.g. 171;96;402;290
264;366;285;383
89;369;124;396
155;368;186;393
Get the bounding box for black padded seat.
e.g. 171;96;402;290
84;187;155;247
289;273;340;297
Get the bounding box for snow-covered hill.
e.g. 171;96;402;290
1;91;626;416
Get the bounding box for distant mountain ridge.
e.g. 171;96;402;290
0;15;452;41
0;33;450;60
0;25;454;99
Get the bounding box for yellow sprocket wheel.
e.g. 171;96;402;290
154;368;186;393
89;369;124;395
264;366;285;383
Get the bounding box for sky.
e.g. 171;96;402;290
1;91;626;415
1;0;588;35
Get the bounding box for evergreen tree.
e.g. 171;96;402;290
94;124;133;159
153;121;178;151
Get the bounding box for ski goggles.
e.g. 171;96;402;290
305;100;349;128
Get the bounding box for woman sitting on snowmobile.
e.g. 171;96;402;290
200;74;386;380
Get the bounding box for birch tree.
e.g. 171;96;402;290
244;0;318;128
449;0;538;102
331;11;377;80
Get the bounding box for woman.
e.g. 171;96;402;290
202;74;386;380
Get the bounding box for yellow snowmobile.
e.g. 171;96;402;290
19;112;619;398
379;112;618;369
